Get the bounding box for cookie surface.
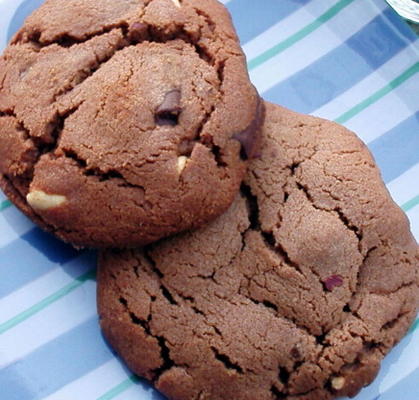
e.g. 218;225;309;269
98;102;419;400
0;0;262;248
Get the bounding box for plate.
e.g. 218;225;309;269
386;0;419;24
0;0;418;399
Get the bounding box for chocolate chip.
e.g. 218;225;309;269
290;346;301;360
155;89;182;126
128;22;148;43
323;275;344;291
233;97;265;160
178;139;195;156
157;89;181;114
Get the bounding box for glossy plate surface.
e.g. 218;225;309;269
0;0;418;399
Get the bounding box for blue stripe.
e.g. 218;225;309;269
263;9;415;113
382;0;419;43
226;0;311;45
0;205;34;241
0;228;82;298
0;317;113;400
369;112;419;184
379;367;419;400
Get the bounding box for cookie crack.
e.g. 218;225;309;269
60;148;147;190
23;2;261;163
381;280;418;296
294;180;366;301
7;15;234;198
0;109;16;118
295;182;363;246
13;0;156;49
0;109;32;143
270;384;287;399
266;231;306;277
14;22;130;49
239;183;329;341
322;341;382;395
2;102;82;185
246;293;321;343
343;241;415;341
309;326;386;397
5;87;147;194
17;103;82;189
143;246;181;306
3;31;132;176
381;309;412;332
210;346;243;374
17;17;218;69
195;390;205;400
345;246;377;317
272;360;312;398
240;183;305;276
3;0;264;229
183;54;263;168
46;103;84;151
52;33;128;103
117;295;176;382
152;335;176;382
13;20;225;140
0;109;91;240
183;67;224;166
293;178;380;337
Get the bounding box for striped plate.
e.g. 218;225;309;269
0;0;418;399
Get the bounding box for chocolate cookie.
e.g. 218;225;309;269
98;102;419;400
0;0;262;248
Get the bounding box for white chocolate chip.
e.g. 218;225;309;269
27;190;67;211
331;377;345;390
177;156;188;174
171;0;181;7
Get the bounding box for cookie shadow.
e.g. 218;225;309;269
1;207;95;285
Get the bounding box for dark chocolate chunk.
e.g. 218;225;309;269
155;89;182;126
323;275;344;291
233;97;265;160
290;346;301;360
178;139;196;156
127;22;148;43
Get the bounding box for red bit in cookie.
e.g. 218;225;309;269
323;275;344;291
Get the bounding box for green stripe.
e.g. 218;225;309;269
408;318;419;334
335;62;419;123
0;199;12;212
97;375;140;400
402;194;419;213
0;268;96;335
248;0;355;70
